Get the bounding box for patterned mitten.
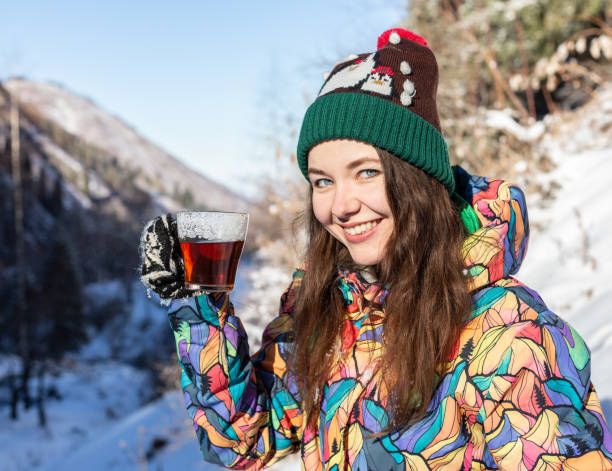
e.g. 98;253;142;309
139;214;206;299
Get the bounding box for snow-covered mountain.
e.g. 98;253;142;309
3;78;249;213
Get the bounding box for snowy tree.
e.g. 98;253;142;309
403;0;611;177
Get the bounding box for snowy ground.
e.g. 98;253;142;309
0;257;303;471
1;88;611;470
0;361;152;471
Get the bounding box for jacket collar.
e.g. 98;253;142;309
336;266;387;314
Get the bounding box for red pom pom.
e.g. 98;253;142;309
377;28;428;50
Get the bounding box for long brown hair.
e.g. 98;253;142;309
290;146;472;432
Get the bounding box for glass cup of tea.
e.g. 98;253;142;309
176;211;249;292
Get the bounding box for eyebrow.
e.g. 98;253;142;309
307;157;381;176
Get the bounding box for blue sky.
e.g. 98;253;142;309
1;0;407;197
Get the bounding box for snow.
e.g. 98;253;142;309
21;122;97;210
233;262;293;350
518;85;612;420
79;281;169;364
35;389;300;471
0;362;150;471
37;391;209;471
2;85;611;470
485;108;545;141
84;280;127;308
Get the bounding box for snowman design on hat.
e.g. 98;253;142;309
318;31;417;106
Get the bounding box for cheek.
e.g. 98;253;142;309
312;194;332;225
368;187;393;216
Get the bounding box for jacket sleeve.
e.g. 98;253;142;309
167;269;305;469
478;314;612;470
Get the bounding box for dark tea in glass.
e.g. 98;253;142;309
176;211;249;292
180;240;245;290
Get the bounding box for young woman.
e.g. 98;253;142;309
140;29;612;470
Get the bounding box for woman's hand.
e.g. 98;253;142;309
139;213;206;299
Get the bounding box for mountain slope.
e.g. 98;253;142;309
4;78;248;212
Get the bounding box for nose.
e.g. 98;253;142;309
331;183;360;222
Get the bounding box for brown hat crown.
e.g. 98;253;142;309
317;28;441;131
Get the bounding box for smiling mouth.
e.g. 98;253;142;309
342;219;382;236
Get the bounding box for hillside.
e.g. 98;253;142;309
3;78;249;213
0;78;254;288
0;78;257;471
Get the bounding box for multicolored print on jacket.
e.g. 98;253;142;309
168;167;612;470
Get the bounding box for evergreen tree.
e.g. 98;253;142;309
36;171;48;210
31;227;86;361
49;178;63;215
0;135;10;171
180;188;195;208
20;151;32;191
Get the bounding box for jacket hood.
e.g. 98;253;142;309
454;166;529;292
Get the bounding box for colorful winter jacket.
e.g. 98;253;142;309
167;167;612;470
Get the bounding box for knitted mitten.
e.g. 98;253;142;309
139;214;206;299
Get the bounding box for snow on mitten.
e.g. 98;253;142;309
139;214;206;299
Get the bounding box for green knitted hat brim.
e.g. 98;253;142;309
297;92;455;193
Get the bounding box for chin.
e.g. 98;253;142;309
347;250;383;267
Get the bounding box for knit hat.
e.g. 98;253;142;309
296;28;455;193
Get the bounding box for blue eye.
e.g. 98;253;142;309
359;169;379;178
313;178;333;188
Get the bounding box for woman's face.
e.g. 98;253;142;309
308;139;394;266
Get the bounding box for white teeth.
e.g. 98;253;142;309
344;220;378;236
